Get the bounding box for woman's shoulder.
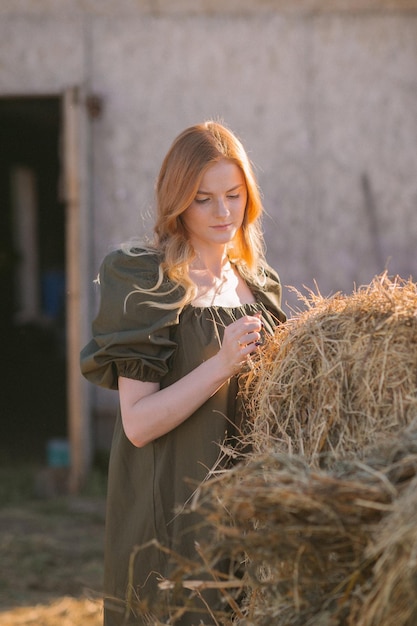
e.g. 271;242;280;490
98;246;185;310
262;261;281;284
254;261;282;294
102;246;161;273
99;246;162;288
251;261;286;323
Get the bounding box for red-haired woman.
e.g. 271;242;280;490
81;121;286;625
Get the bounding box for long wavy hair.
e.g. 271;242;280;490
125;121;268;308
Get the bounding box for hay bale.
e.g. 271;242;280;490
243;273;417;464
192;425;417;626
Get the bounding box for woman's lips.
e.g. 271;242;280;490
211;223;232;230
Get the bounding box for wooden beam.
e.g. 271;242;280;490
62;87;92;493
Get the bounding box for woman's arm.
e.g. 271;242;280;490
119;314;262;447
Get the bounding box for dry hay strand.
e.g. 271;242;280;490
243;273;417;464
126;537;242;626
190;424;417;626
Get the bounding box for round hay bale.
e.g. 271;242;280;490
190;424;417;626
243;273;417;464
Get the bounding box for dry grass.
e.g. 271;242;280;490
0;483;105;626
0;597;102;626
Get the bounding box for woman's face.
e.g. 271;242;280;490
181;159;247;251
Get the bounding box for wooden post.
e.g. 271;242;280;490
62;87;92;493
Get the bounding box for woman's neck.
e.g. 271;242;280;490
188;251;255;308
190;249;231;279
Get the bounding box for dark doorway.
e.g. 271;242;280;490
0;97;67;463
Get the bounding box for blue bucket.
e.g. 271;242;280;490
47;438;70;467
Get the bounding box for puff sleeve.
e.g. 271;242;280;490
80;249;183;390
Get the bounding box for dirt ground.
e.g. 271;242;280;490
0;469;106;626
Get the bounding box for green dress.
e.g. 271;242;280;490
80;249;285;625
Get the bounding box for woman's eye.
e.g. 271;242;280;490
195;197;210;204
227;194;240;200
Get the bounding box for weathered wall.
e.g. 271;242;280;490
1;0;416;433
91;7;417;310
1;0;416;303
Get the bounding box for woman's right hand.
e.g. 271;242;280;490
217;313;263;375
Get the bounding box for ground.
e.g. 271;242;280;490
0;464;106;626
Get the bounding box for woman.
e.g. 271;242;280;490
80;121;286;625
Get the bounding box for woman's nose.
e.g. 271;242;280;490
216;197;230;216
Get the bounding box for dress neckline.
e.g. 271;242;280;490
187;300;261;314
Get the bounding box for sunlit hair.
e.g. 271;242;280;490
124;121;268;309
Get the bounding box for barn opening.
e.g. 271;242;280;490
0;97;67;464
